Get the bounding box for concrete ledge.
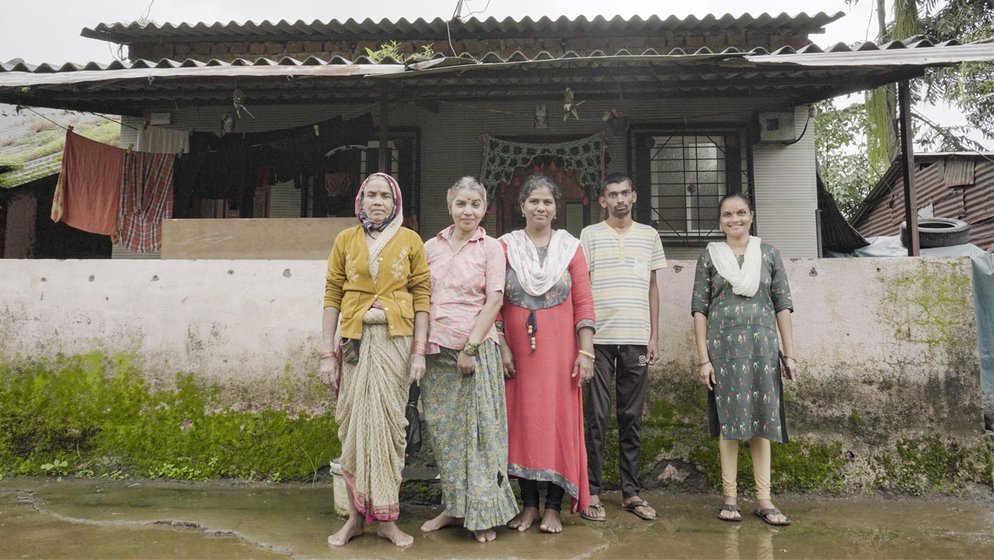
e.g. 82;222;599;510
161;218;354;260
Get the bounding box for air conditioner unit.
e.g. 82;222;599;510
757;111;796;143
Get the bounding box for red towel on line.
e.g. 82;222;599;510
51;130;124;235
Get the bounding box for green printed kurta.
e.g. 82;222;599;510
691;243;793;443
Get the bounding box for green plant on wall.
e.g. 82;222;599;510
364;41;435;62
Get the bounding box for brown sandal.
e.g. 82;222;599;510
717;503;742;522
580;502;606;522
753;507;791;526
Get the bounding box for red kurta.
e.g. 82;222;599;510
503;246;594;514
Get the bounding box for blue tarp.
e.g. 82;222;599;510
830;237;994;395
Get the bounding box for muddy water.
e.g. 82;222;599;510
0;478;990;559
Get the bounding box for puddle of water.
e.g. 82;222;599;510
0;478;990;559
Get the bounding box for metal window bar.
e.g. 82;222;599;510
649;134;727;242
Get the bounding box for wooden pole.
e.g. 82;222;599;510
378;93;389;173
898;80;920;256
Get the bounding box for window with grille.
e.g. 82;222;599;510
634;131;748;245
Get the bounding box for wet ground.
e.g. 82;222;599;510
0;478;991;559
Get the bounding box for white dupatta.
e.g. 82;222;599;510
500;229;579;296
707;236;762;297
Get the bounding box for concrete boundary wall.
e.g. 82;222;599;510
0;257;983;438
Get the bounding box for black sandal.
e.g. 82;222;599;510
717;503;742;522
580;502;606;522
753;507;791;526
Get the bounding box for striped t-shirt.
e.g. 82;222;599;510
580;221;667;345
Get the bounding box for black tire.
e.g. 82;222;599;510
900;218;971;248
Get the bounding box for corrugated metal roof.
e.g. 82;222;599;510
851;153;994;250
1;39;991;116
0;109;117;189
80;12;846;44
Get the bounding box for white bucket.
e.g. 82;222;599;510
328;459;349;518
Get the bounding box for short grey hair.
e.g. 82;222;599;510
446;176;488;207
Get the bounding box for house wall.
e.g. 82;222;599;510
3;190;37;258
156;98;819;258
856;156;994;250
0;256;982;489
752;105;819;257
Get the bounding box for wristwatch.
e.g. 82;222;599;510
461;341;480;356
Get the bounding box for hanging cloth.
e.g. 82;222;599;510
118;151;176;253
51;130;124;235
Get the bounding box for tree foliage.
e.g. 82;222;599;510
918;0;994;145
815;100;880;219
821;1;992;220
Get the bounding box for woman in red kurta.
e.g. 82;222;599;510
498;174;595;534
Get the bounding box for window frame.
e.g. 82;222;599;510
631;126;750;247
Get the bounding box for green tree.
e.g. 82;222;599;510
815;100;880;219
918;0;994;145
855;0;993;152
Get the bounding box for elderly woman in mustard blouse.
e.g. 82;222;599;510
319;172;431;548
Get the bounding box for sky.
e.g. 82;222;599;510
0;0;986;148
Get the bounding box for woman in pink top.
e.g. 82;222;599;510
420;177;519;543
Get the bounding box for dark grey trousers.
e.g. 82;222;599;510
583;344;648;498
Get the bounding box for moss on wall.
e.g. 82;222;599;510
2;351;988;494
0;352;338;481
881;259;975;363
870;435;994;495
594;371;990;495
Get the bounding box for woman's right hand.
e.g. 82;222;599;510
500;341;516;379
698;362;715;390
320;356;340;392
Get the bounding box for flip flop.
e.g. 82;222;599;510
717;503;742;522
620;499;657;521
579;502;606;522
753;507;791;526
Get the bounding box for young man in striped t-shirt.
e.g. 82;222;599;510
579;173;667;522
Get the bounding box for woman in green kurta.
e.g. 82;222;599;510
691;193;798;526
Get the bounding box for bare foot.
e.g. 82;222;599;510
377;521;414;548
507;507;540;532
421;512;463;532
327;516;364;546
470;528;497;542
539;508;562;534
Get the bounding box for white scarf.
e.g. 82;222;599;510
500;229;579;297
707;236;762;297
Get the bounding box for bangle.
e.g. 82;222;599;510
783;355;795;362
461;341;480;356
698;360;711;367
411;340;427;356
319;351;335;360
577;349;595;360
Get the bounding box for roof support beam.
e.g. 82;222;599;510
898;79;919;256
378;92;389;172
